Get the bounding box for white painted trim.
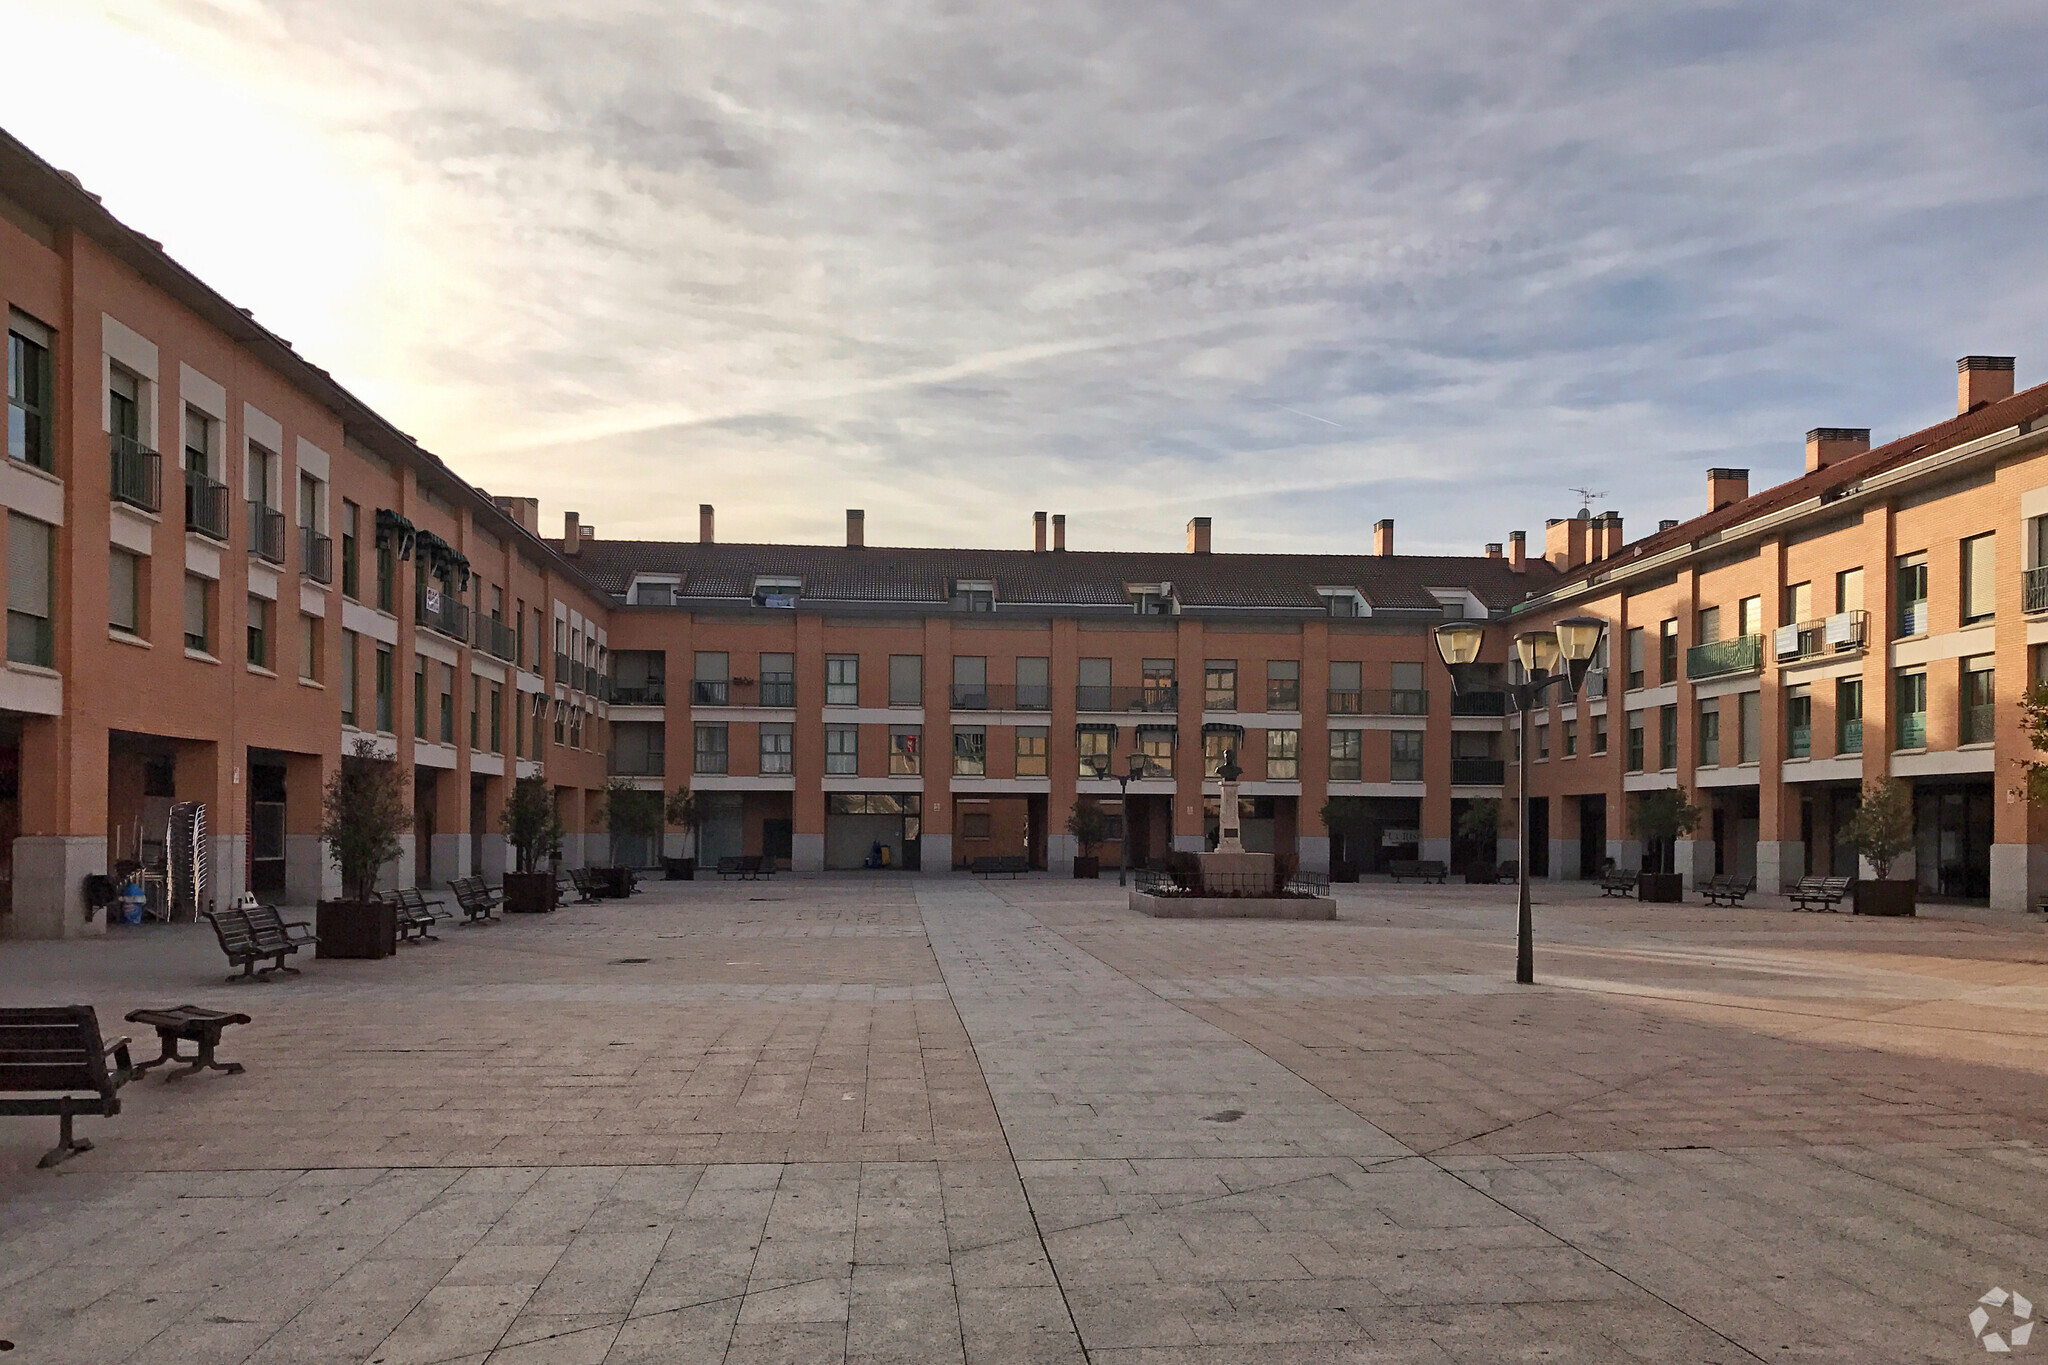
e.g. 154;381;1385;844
1781;754;1864;784
1695;764;1760;788
295;436;330;482
101;313;159;381
1329;715;1430;731
1450;716;1508;732
341;726;398;760
1323;781;1427;798
1890;623;1997;668
247;563;279;602
184;537;221;580
1623;771;1679;791
688;774;796;792
1621;682;1679;708
1200;711;1303;730
299;582;327;618
822;776;923;793
947;710;1060;726
178;362;226;421
809;707;919;726
109;504;154;555
470;656;509;684
515;669;546;695
415;631;460;668
1449;785;1505;799
1693;674;1764;701
341;599;399;646
471;753;505;777
1890;746;1996;777
1237;780;1302;796
611;704;664;722
0;459;64;526
243;403;282;455
1776;655;1867;683
1077;777;1177;795
0;663;62;716
414;741;458;770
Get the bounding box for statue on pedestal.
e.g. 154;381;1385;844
1214;748;1244;854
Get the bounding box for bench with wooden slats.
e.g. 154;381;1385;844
245;903;318;957
1702;873;1757;907
203;908;304;981
0;1005;133;1167
1789;876;1852;911
565;867;602;902
449;876;502;923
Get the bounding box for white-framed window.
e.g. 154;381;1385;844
826;654;859;706
759;723;792;774
826;724;859;775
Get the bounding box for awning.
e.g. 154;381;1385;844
1201;722;1245;738
374;508;416;557
1075;722;1119;741
1134;723;1178;741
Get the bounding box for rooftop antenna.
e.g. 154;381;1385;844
1569;486;1607;519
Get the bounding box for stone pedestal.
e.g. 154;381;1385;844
1197;850;1277;896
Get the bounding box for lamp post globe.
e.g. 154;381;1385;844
1433;619;1486;671
1513;629;1562;678
1553;616;1606;663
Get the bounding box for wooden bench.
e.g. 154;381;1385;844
1387;859;1447;884
1789;876;1852;911
716;856;770;881
1598;868;1638;897
449;877;501;924
970;855;1029;879
1701;873;1756;907
203;907;306;981
1;1006;133;1167
378;888;449;942
564;867;602;902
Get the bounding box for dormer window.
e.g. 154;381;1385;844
952;579;995;612
629;575;680;606
1430;589;1484;620
752;576;801;608
1130;583;1176;615
1318;588;1367;618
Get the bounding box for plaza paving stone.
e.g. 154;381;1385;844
2;876;2047;1362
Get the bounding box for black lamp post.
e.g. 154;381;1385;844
1433;615;1607;985
1093;751;1149;886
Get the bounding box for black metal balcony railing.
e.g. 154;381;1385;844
611;680;667;706
1450;757;1506;785
247;501;285;564
1685;634;1763;682
1449;690;1508;717
759;678;795;707
473;614;516;662
415;584;470;641
1328;688;1430;717
608;752;665;777
693;678;729;706
300;529;333;583
950;683;1053;711
554;651;572;686
1776;610;1868;664
2026;566;2048;615
109;436;160;513
1075;685;1179;713
184;469;229;540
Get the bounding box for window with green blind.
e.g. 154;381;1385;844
1895;669;1927;749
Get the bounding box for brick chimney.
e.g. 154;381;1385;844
1600;512;1624;560
1544;513;1590;572
1373;518;1393;556
580;526;594;551
1485;542;1502;559
1186;517;1211;554
1806;427;1870;473
1052;514;1066;551
699;504;715;543
1707;467;1749;512
1659;518;1679;532
846;508;864;548
1033;511;1047;552
1507;530;1526;572
1959;355;2015;413
563;511;580;554
492;495;539;535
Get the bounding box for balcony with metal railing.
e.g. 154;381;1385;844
247;501;285;564
951;683;1052;711
415;583;471;642
1328;688;1430;717
184;469;229;540
2026;565;2048;615
1685;634;1763;682
1775;610;1868;664
555;651;572;687
300;529;333;583
473;613;516;662
1448;690;1508;717
1075;685;1180;713
611;679;667;706
110;436;160;513
1450;757;1506;785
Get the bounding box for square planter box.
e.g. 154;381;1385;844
502;872;556;914
1073;856;1100;879
595;867;636;898
1637;872;1684;903
1330;863;1360;884
663;858;696;881
316;900;397;958
1854;879;1916;916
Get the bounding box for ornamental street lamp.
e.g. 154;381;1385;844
1090;750;1151;886
1434;615;1607;985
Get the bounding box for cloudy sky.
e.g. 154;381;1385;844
7;1;2048;553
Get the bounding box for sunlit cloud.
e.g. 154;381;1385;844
6;0;2048;553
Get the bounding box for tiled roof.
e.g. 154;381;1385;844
565;540;1559;614
1548;378;2048;593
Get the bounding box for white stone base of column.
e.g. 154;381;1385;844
1608;839;1642;873
7;836;107;939
1757;840;1805;893
210;834;247;909
560;834;585;869
1674;839;1714;889
1046;833;1076;875
382;838;414;893
585;834;611;868
1172;834;1206;854
1548;839;1575;879
476;834;511;880
791;832;825;873
1296;836;1330;875
1420;837;1451;865
1989;843;2040;913
430;832;467;884
920;833;953;874
284;834;332;906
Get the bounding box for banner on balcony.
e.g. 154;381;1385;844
1773;624;1801;660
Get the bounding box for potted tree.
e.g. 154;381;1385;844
663;784;701;879
597;779;662;896
500;775;563;913
1456;798;1501;883
317;737;409;957
1845;777;1915;916
1067;800;1111;879
1319;799;1361;882
1632;789;1701;903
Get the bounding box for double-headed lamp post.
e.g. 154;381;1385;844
1090;751;1150;886
1433;615;1607;985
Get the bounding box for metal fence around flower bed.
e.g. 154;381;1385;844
1132;868;1328;899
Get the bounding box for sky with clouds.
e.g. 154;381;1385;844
6;0;2048;553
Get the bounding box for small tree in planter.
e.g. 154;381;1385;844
500;775;563;912
1631;789;1701;902
663;784;702;879
1456;799;1501;882
1844;777;1915;915
1319;799;1362;881
597;779;664;894
317;737;411;957
1066;800;1113;878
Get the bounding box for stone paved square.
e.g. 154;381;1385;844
5;876;2048;1363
